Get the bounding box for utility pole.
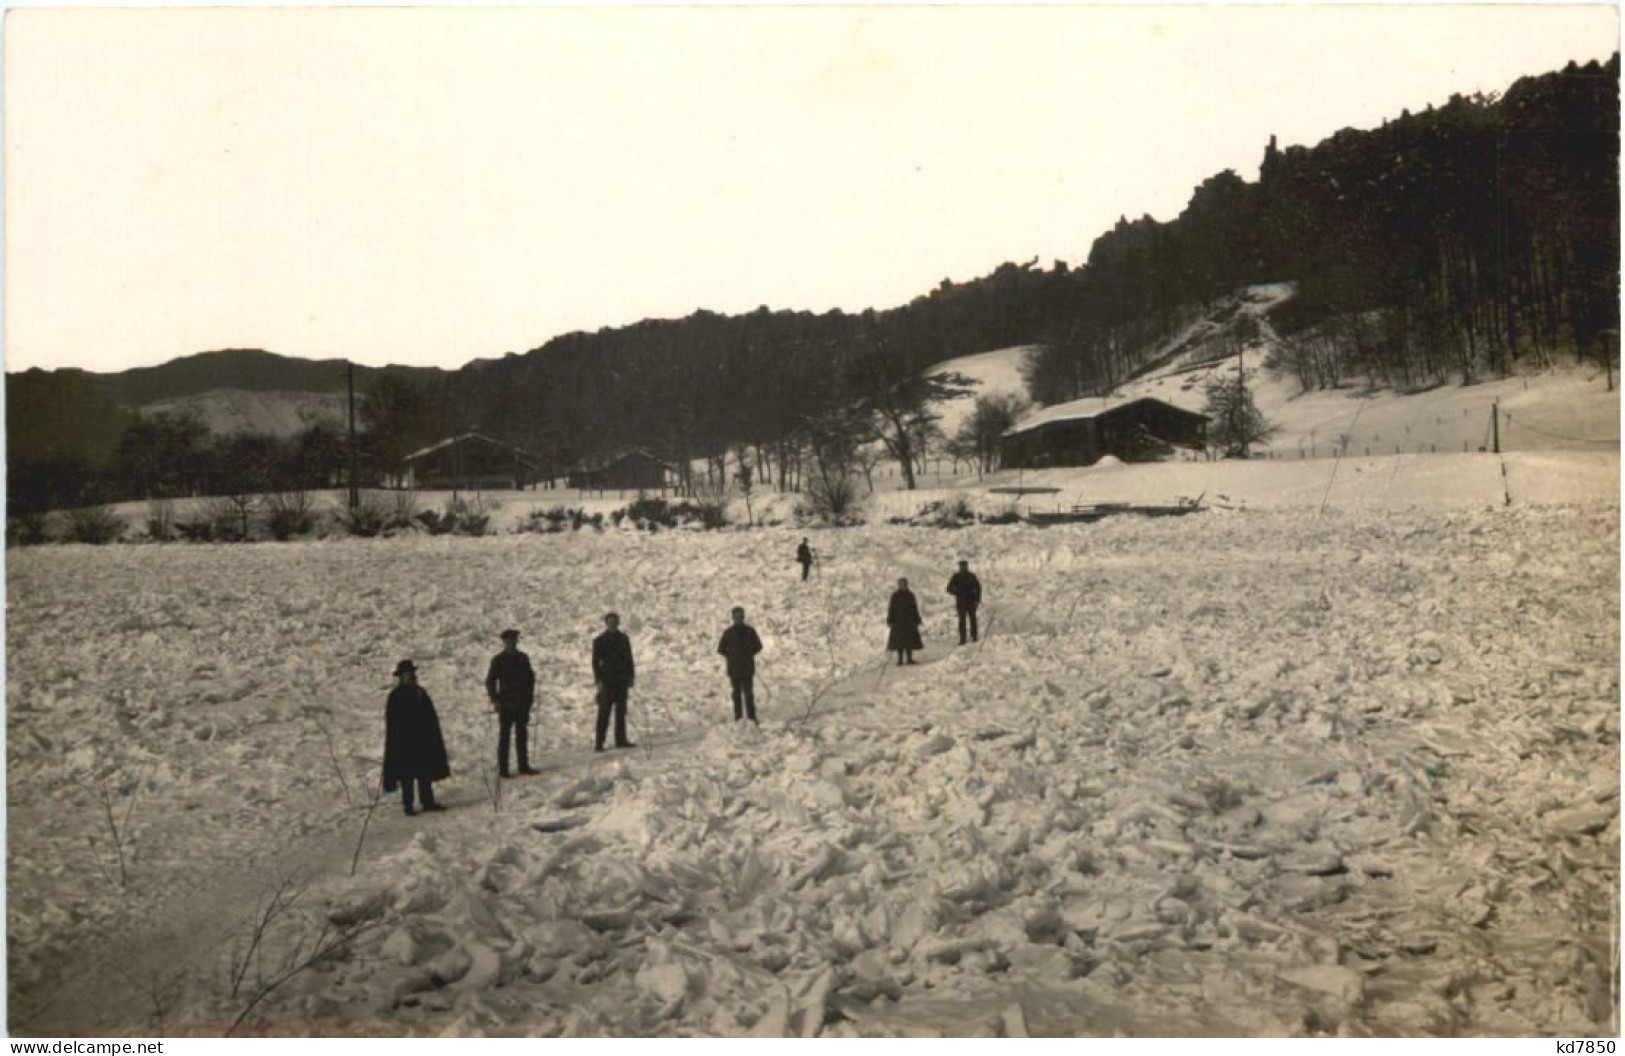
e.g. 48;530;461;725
1237;337;1249;460
1491;399;1500;454
346;362;359;509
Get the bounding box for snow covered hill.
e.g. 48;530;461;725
138;388;349;438
923;346;1037;439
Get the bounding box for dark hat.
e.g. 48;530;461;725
500;629;520;641
393;659;417;677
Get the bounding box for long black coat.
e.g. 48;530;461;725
717;623;764;680
592;629;636;688
486;649;536;717
382;683;451;792
886;588;924;651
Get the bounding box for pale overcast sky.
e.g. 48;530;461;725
5;5;1618;372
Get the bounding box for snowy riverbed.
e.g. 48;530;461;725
7;502;1619;1036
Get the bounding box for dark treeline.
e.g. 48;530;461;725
1031;55;1621;401
11;56;1616;512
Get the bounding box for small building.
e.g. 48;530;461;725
568;448;673;492
398;433;545;490
1001;396;1209;469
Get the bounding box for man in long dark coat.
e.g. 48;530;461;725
486;628;540;777
382;659;451;816
887;577;924;666
591;612;636;751
717;606;765;724
946;559;983;645
796;539;814;581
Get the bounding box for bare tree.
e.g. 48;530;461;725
852;368;976;490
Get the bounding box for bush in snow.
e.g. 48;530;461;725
334;493;389;538
8;511;54;547
262;491;318;541
932;494;975;528
145;499;177;542
516;507;581;534
417;496;496;536
201;494;258;542
803;471;860;525
978;508;1022;525
611;494;726;532
386;490;420;531
62;505;126;545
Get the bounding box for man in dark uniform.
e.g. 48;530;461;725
946;559;983;645
591;612;636;751
796;538;814;581
382;659;450;816
717;606;765;724
486;628;540;777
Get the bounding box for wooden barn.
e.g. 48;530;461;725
1001;397;1209;469
568;448;673;492
398;433;545;490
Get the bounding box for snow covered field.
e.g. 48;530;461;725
7;495;1618;1035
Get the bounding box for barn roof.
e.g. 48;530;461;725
1004;395;1208;437
572;447;673;472
402;432;542;467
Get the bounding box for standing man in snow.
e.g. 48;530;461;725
591;612;636;751
796;538;815;581
486;628;540;778
382;659;451;816
717;606;765;725
946;559;983;645
887;577;924;665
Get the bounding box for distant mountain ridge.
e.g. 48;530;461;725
6;349;448;463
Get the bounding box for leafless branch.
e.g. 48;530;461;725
350;778;387;877
312;715;353;806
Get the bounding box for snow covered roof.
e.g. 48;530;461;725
402;432;541;466
1005;395;1206;437
573;446;673;472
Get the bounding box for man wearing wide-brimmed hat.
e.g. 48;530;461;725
381;659;451;816
486;628;539;778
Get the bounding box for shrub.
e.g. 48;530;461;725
978;508;1022;525
933;494;974;528
200;495;258;542
336;493;389;538
517;507;577;534
263;491;317;540
415;496;494;536
8;512;54;547
624;494;671;527
804;472;859;524
174;506;217;542
387;490;421;531
63;504;125;545
673;499;727;530
145;499;177;542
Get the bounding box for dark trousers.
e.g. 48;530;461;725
730;676;757;723
498;711;530;774
595;685;630;748
400;778;436;813
799;561;811;581
957;605;980;644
